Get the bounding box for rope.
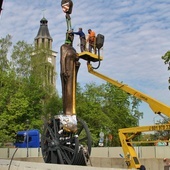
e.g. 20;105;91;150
8;147;18;170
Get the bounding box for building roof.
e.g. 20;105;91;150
35;17;52;41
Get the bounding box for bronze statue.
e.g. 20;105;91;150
58;0;80;132
60;42;80;116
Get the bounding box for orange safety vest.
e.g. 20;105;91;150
89;31;96;43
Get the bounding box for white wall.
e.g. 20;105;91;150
92;146;170;158
0;146;170;159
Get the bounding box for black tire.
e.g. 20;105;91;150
76;118;92;156
41;118;79;164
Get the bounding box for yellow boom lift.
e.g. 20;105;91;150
78;49;170;169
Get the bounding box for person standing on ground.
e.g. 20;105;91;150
72;28;86;52
86;29;96;54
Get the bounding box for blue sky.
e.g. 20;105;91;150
0;0;170;126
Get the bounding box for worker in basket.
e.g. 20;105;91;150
87;29;96;54
72;28;86;52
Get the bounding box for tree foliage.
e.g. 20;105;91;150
76;82;143;146
0;35;60;145
162;51;170;90
151;118;170;143
0;34;12;71
11;41;33;77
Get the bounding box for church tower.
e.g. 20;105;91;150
34;17;57;87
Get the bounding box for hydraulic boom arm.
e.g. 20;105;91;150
87;62;170;117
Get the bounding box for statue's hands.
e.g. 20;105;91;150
62;72;69;82
67;30;73;34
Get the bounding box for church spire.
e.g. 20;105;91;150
33;17;57;88
34;17;53;49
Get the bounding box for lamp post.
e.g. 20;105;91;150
26;119;29;157
99;129;104;147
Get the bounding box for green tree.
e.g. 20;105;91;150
0;70;19;143
76;82;113;146
45;93;62;117
0;34;12;71
76;82;142;146
153;118;170;143
162;51;170;65
0;36;60;144
102;83;142;145
162;51;170;90
11;40;33;77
